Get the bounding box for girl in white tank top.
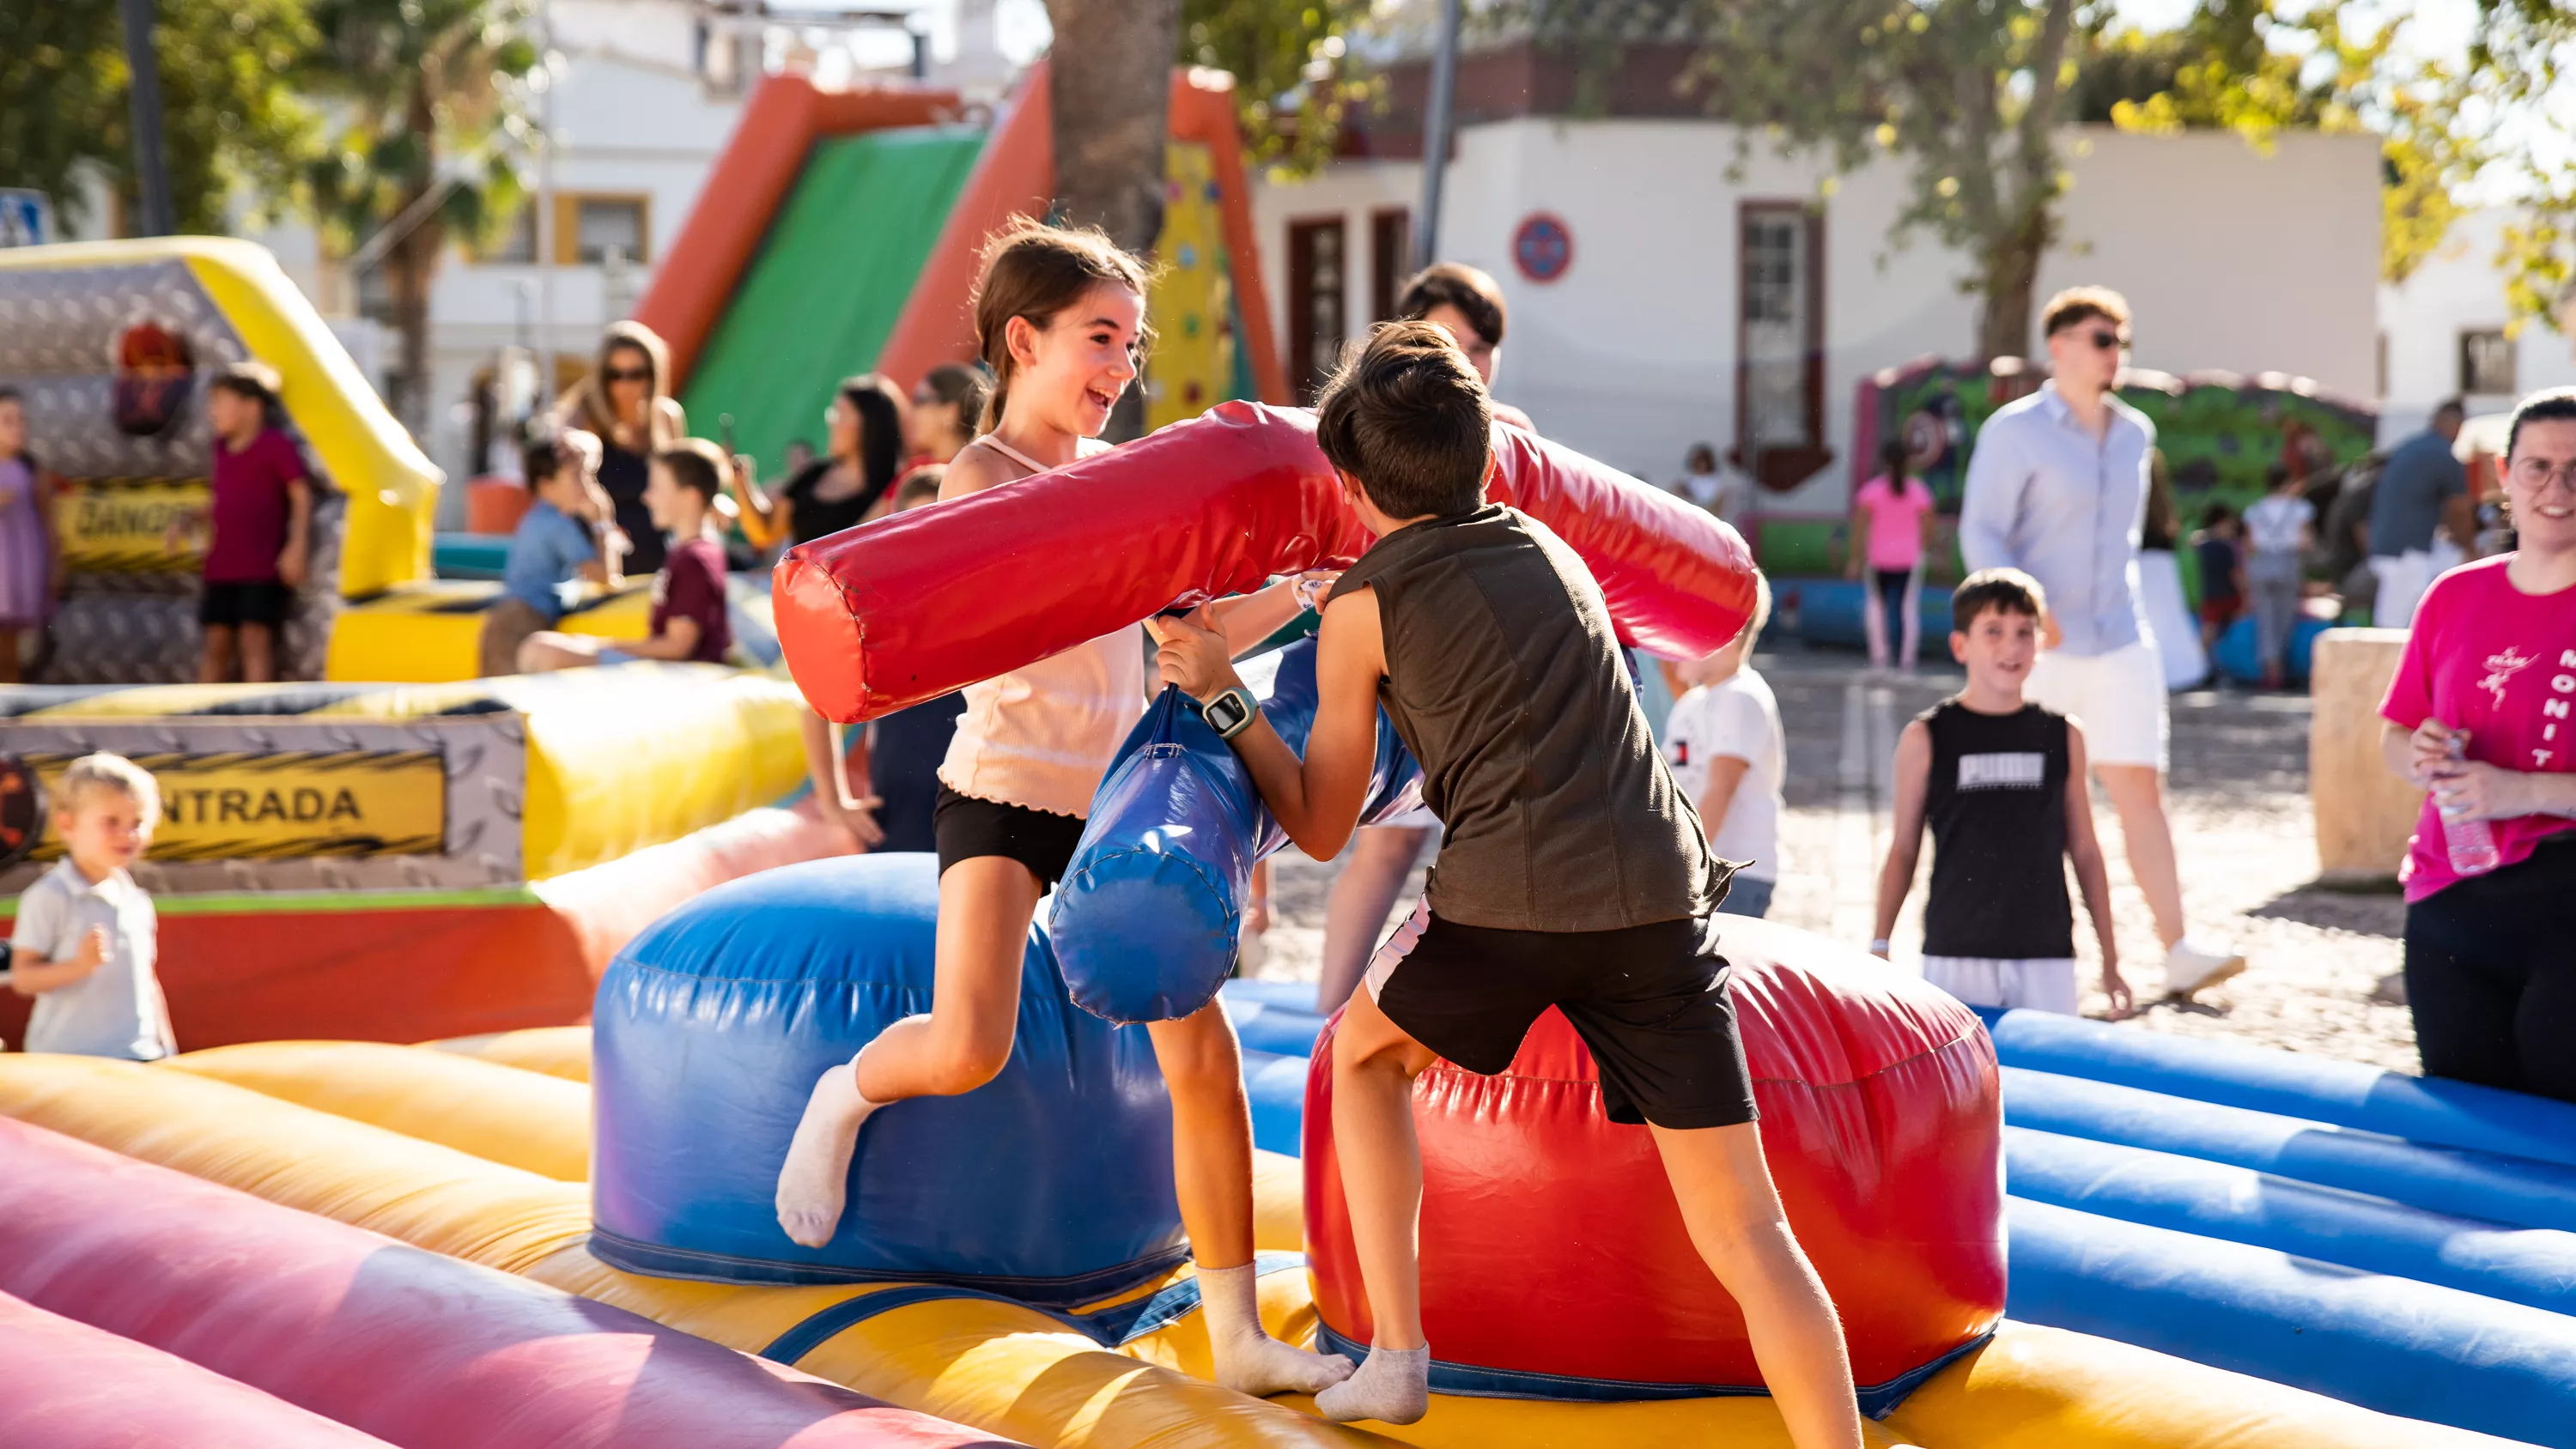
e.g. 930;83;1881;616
774;220;1340;1399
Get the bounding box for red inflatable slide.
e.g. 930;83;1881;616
776;402;1757;723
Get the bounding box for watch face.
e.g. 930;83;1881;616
1206;690;1250;734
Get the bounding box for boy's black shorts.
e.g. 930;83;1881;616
200;580;293;629
1365;904;1759;1131
933;785;1087;890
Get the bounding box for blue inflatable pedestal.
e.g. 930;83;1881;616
590;854;1187;1305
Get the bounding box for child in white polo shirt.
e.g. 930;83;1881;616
1663;572;1786;918
9;753;173;1059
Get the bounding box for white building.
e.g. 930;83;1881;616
1252;107;2382;518
2377;206;2576;444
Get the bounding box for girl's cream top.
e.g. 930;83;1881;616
936;434;1147;818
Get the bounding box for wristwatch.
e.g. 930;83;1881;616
1201;685;1259;741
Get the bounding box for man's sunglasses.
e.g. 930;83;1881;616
603;367;652;382
2067;328;2127;352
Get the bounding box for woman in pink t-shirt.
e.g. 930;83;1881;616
1849;438;1935;670
2379;387;2576;1103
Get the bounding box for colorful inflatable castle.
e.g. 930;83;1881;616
0;314;2559;1449
0;239;841;1045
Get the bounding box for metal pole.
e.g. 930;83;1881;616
117;0;175;235
1414;0;1462;271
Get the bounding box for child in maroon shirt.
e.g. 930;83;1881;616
187;361;311;682
519;438;733;670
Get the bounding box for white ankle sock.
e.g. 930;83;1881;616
1196;1262;1355;1397
1315;1343;1430;1424
773;1058;881;1248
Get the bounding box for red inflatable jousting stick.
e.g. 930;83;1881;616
776;400;1756;723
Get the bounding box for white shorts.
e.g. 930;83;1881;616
2026;641;2167;771
1922;956;2079;1016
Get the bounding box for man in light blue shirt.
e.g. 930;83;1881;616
1959;286;2245;999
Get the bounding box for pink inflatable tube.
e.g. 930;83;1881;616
0;1289;395;1449
777;401;1756;722
0;1119;1014;1449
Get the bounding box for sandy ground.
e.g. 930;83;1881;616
1244;645;2421;1076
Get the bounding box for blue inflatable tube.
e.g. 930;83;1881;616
2005;1196;2576;1446
2003;1065;2576;1234
2006;1125;2576;1317
1052;639;1422;1024
1242;1049;1307;1157
1982;1006;2576;1171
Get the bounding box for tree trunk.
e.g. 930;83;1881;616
391;83;443;433
1043;0;1177;440
1974;0;2079;362
1042;0;1179;252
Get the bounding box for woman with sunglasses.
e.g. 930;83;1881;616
556;322;686;573
2379;386;2576;1104
732;375;908;552
903;363;988;472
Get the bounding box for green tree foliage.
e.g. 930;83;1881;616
297;0;538;425
1688;0;2089;360
0;0;317;234
2469;0;2576;330
1177;0;1376;179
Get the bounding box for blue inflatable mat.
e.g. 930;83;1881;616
1051;640;1421;1025
2006;1125;2576;1317
1981;1006;2576;1171
1225;997;1330;1058
1223;979;1332;1013
2006;1196;2576;1446
2003;1065;2576;1234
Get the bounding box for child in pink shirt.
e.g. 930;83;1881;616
1850;439;1935;670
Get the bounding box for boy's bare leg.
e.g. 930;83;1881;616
239;622;276;683
1315;827;1430;1013
1147;1003;1352;1396
1315;986;1437;1423
1649;1120;1863;1449
199;624;237;683
775;858;1039;1246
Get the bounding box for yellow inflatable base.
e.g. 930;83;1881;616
0;1047;2537;1449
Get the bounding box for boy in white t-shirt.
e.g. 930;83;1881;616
1663;573;1786;918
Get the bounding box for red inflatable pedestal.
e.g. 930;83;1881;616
776;401;1756;723
1303;917;2005;1399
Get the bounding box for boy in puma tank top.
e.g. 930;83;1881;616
1146;324;1865;1446
1869;569;2129;1017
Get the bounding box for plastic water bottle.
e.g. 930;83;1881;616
2441;732;2501;876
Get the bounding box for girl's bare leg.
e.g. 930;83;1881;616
1149;1003;1353;1396
775;856;1040;1246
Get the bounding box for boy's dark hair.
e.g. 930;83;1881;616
523;428;598;489
894;466;945;511
0;386;20;406
1951;567;2048;633
1395;262;1507;347
210;360;283;407
2506;387;2576;458
1314;321;1492;519
2199;500;2237;530
652;438;729;501
2040;285;2130;339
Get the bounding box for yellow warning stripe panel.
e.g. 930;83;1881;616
57;476;210;574
21;749;445;864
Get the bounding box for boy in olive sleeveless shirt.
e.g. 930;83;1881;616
1869;569;2129;1017
1149;324;1863;1446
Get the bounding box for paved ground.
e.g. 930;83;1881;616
1245;644;2421;1075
